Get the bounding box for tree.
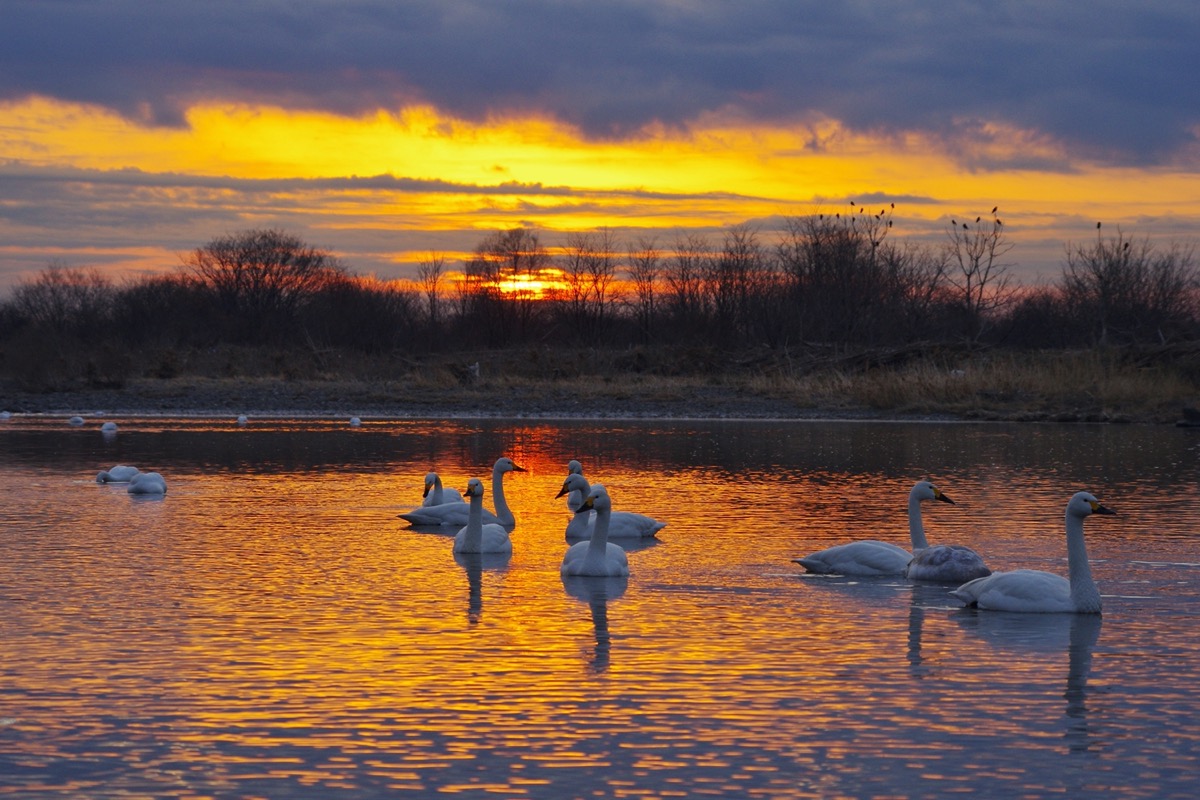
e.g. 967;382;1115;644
1061;224;1199;345
184;228;345;342
944;208;1015;343
416;253;447;338
9;264;114;333
626;237;661;343
464;227;551;344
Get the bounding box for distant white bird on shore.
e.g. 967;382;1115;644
97;465;140;483
100;421;118;435
950;492;1115;614
236;414;249;426
68;416;85;426
349;416;362;427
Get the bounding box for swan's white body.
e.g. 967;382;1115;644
556;473;665;539
453;478;512;555
905;543;991;583
420;472;465;507
795;481;956;577
950;492;1114;614
97;465;141;483
562;484;630;577
400;458;523;527
127;472;167;495
236;414;249;427
68;416;84;426
100;421;118;434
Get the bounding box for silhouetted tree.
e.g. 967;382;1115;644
184;228;345;343
944;208;1015;344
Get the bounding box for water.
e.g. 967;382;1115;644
2;414;1199;798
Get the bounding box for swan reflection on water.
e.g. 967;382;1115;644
454;550;511;625
562;575;629;673
952;610;1103;754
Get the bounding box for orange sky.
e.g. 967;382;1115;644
1;95;1198;289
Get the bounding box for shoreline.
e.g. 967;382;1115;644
1;375;1188;425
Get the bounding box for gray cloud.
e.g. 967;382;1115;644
2;1;1197;164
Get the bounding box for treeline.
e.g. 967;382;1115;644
1;212;1198;390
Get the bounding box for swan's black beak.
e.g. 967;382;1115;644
554;482;570;499
935;490;955;505
512;464;527;472
422;483;433;498
1093;503;1116;516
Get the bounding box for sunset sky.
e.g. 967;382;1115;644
2;1;1198;291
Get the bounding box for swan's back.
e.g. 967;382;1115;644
950;569;1074;613
906;544;991;583
794;540;911;577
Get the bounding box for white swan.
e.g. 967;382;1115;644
400;457;524;527
420;472;466;507
564;459;584;509
236;414;249;426
561;484;630;577
96;465;141;483
68;416;85;426
100;421;118;434
127;472;167;495
950;491;1115;614
453;478;513;555
556;473;666;539
794;480;955;576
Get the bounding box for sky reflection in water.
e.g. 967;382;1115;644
1;416;1199;798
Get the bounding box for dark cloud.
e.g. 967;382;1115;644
2;1;1197;164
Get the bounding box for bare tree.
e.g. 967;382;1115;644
1061;224;1199;345
944;207;1015;343
626;236;661;343
466;227;551;343
9;263;114;333
416;253;447;336
664;232;709;340
184;228;345;341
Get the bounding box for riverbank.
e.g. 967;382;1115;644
2;366;1196;424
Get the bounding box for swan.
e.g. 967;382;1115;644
453;478;513;555
562;484;630;577
950;492;1115;614
68;416;85;426
564;459;584;509
349;416;362;427
100;421;118;434
96;465;141;483
400;457;524;527
127;472;168;495
420;472;466;507
236;414;249;426
555;473;666;539
794;480;955;577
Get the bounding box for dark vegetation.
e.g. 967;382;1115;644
1;211;1198;420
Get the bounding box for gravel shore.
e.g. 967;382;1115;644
1;377;850;421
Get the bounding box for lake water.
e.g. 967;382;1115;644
1;414;1199;799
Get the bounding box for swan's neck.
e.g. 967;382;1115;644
430;478;444;504
908;494;930;550
464;492;483;549
492;466;514;526
1066;513;1102;613
587;506;611;561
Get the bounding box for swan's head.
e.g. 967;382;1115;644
494;457;526;474
580;484;612;513
422;472;441;497
567;459;583;475
464;478;485;498
1069;491;1116;519
555;472;589;500
913;480;954;505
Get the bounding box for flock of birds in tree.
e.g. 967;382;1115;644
397;458;1117;613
